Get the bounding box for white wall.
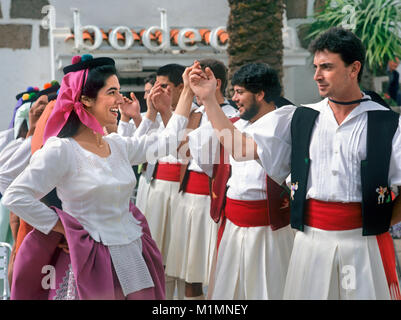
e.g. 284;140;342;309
0;0;231;130
50;0;230;29
0;0;51;130
0;0;321;131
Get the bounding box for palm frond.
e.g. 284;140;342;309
306;0;401;74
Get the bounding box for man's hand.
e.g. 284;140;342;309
182;64;195;90
119;92;141;122
27;95;48;137
189;61;217;103
150;81;173;115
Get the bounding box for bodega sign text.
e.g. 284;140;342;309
72;8;228;53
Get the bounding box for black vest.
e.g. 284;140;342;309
290;106;399;236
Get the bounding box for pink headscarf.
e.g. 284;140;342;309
43;68;104;144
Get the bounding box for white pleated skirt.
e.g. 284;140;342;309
165;191;216;284
142;178;180;264
283;226;394;299
135;174;151;213
208;221;294;300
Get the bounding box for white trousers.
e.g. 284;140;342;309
165;192;216;284
283;226;396;299
143;178;180;264
208;221;294;300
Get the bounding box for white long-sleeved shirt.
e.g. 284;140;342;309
0;136;32;194
0;128;15;152
1;114;188;245
187;101;239;176
252;96;401;203
188;115;272;201
117;112;161;138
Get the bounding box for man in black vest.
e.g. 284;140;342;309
186;27;401;299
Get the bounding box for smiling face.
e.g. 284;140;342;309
83;75;124;127
232;85;260;121
313;49;361;100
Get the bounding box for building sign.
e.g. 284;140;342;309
72;8;228;53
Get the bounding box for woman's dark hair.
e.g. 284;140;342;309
231;63;282;103
58;64;118;138
309;27;366;82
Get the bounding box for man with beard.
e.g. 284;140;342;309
186;62;294;299
187;27;401;299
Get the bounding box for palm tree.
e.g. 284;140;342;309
306;0;401;91
226;0;285;95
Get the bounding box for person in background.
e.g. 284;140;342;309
387;57;401;105
165;59;239;300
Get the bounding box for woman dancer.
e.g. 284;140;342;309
1;54;187;300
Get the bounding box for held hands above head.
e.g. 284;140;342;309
27;94;48;137
188;61;218;104
119;92;142;127
170;64;196;118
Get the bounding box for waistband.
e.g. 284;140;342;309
225;197;269;227
184;171;210;195
304;199;362;231
154;162;182;182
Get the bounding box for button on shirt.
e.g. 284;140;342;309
252;96;401;203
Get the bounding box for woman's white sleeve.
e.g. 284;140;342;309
133;116;160;139
117;120;136;137
123;113;188;165
0;136;32;194
1;137;70;234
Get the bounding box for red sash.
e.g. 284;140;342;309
184;171;210;195
217;198;270;255
154;162;182;182
305;198;400;300
209;117;290;230
304;199;362;230
225;198;269;227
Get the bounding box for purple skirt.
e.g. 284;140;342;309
10;202;165;300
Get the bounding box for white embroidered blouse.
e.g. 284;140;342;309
1;114;188;245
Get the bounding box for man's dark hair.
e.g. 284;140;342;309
309;27;366;82
144;73;156;86
231;63;282;103
199;59;228;95
58;64;118;138
156;64;185;86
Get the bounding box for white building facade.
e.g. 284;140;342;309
0;0;322;130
